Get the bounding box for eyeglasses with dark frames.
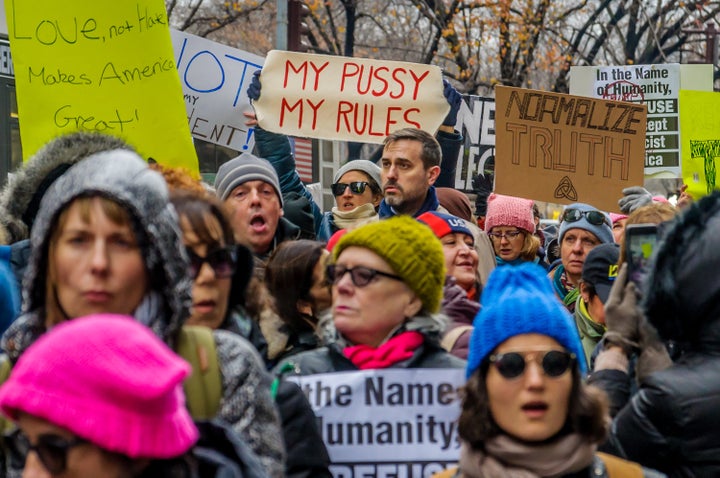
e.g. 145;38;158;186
331;182;370;196
186;247;237;279
5;430;86;475
487;350;575;379
561;208;609;227
326;264;403;287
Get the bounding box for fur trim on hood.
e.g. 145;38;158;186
2;149;192;362
0;132;135;243
643;191;720;346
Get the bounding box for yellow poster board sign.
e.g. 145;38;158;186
5;0;198;171
680;90;720;200
494;86;647;212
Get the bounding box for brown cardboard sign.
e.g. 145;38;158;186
494;86;646;212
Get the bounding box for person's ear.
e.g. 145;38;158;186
579;281;591;303
372;193;382;207
403;294;423;318
427;165;441;186
297;300;313;316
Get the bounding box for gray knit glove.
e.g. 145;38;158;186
635;320;672;384
618;186;653;213
603;263;641;354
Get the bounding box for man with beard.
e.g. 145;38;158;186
379;128;445;218
214;153;301;261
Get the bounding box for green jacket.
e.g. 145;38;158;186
574;297;606;366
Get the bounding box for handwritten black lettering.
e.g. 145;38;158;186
28;66;92;85
54;104;138;132
98;57;175;85
506;90;644;135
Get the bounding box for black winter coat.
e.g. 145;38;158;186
275;381;332;478
603;332;720;477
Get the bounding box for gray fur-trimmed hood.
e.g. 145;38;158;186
643;191;720;349
7;150;191;356
0;132;135;243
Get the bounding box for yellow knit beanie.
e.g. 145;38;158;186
333;216;446;313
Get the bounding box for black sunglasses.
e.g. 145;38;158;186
326;264;402;287
186;247;237;279
562;208;609;227
331;181;370;196
488;350;575;379
6;430;86;475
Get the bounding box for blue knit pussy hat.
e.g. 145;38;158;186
558;203;613;245
466;262;587;378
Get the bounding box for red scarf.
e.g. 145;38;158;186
343;331;424;369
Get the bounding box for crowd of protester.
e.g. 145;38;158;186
0;71;715;478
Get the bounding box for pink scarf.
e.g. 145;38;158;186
343;331;424;369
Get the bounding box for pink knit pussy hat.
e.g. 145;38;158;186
609;212;628;225
0;314;198;459
484;193;535;233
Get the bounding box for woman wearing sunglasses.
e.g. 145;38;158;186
433;263;662;478
0;149;285;477
318;161;384;241
171;192;333;478
0;314;249;478
548;203;614;313
484;193;543;267
274;216;465;375
170;191;267;352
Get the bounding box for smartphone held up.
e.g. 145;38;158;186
625;223;659;289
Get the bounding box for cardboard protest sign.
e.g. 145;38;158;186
570;64;714;179
5;0;198;171
287;368;464;477
679;90;720;200
253;50;449;144
171;30;263;153
494;86;646;212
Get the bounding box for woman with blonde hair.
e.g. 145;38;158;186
484;194;543;267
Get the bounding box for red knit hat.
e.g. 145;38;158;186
484;193;535;233
326;228;348;251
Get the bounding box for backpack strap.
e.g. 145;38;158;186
597;452;644;478
441;325;474;352
0;355;13;434
177;326;222;420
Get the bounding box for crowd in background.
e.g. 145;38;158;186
0;73;715;478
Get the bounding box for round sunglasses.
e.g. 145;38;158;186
488;350;575;379
331;181;370;196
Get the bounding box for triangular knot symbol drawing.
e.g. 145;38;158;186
554;176;578;201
